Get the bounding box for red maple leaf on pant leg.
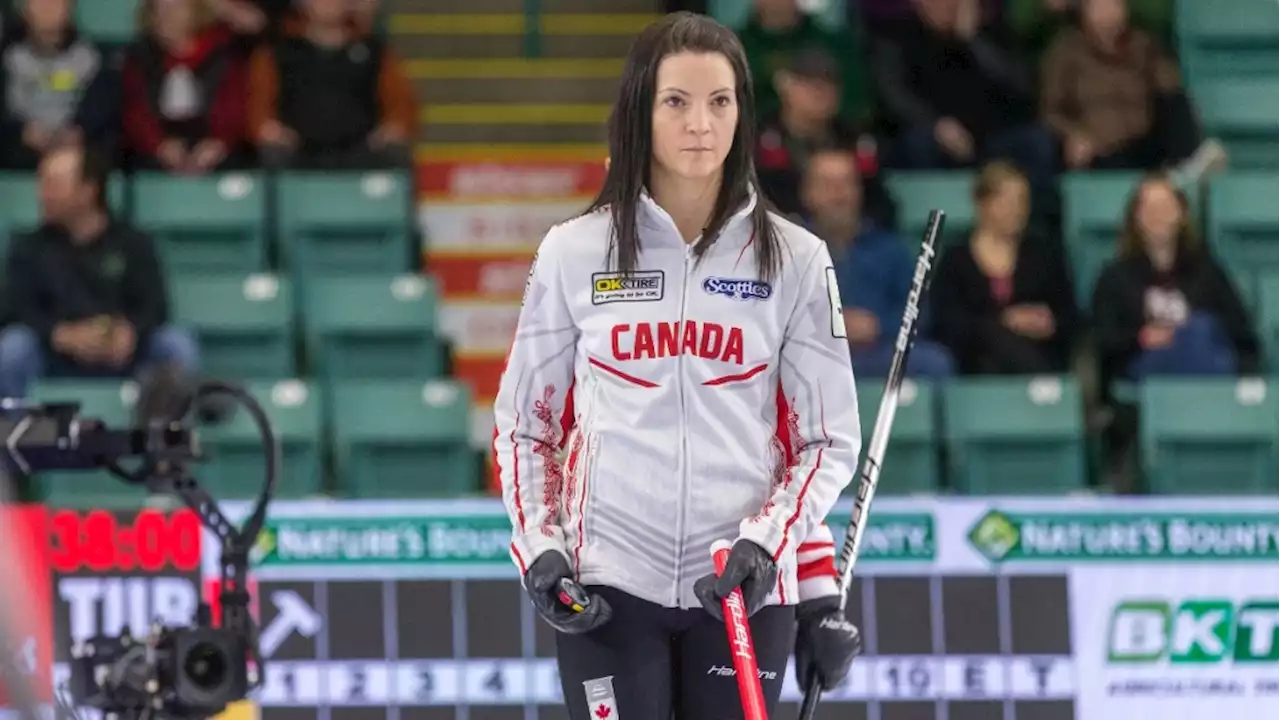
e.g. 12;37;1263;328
594;704;612;719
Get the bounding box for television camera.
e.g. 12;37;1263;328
0;380;278;720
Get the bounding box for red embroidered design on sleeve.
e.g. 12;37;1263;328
757;398;804;522
532;384;564;537
563;429;585;508
784;401;803;459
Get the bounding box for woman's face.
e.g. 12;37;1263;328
1134;180;1184;250
303;0;351;24
1082;0;1128;40
153;0;198;40
651;51;739;182
979;176;1030;237
25;0;70;36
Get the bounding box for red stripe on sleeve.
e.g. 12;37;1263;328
797;557;837;582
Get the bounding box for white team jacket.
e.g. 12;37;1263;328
493;192;861;609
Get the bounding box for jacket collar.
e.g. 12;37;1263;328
637;186;758;249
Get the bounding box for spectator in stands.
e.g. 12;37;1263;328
1093;173;1257;385
738;0;872;126
0;144;198;401
0;0;117;170
872;0;1055;205
929;161;1077;374
756;49;896;228
803;146;954;379
1041;0;1225;175
119;0;249;173
247;0;414;170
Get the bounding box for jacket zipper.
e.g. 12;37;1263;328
672;243;694;606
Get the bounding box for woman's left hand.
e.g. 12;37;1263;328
190;139;228;173
795;596;863;692
694;539;777;620
222;0;267;34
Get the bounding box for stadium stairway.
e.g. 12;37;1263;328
386;0;661;162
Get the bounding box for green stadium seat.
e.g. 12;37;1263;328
27;380;149;507
942;376;1086;494
277;171;413;276
1260;274;1279;370
854;379;939;494
1194;79;1279;169
331;379;474;497
1176;0;1279;84
1208;171;1279;278
198;380;324;498
886;172;975;244
1140;378;1278;494
1062;172;1143;309
172;274;296;379
0;172;126;233
131;173;268;275
303;274;445;381
75;0;141;46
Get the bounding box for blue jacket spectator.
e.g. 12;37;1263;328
802;146;955;379
0;0;117;169
1093;174;1258;388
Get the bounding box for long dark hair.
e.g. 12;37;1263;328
584;12;782;282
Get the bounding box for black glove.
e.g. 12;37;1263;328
795;595;862;692
523;550;612;634
694;539;777;620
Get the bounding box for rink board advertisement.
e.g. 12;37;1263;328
5;497;1276;720
218;496;1275;720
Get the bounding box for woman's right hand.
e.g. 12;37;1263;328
223;0;267;34
1064;132;1095;169
523;550;613;634
157;138;187;170
258;120;299;148
1139;323;1176;349
1002;304;1056;339
934;118;974;161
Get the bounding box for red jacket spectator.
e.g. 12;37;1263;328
121;0;247;173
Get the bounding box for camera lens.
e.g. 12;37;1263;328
182;643;228;690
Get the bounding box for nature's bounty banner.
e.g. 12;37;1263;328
197;496;1277;720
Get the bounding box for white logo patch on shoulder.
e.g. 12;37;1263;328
825;266;847;339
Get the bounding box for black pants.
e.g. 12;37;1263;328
556;586;796;720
